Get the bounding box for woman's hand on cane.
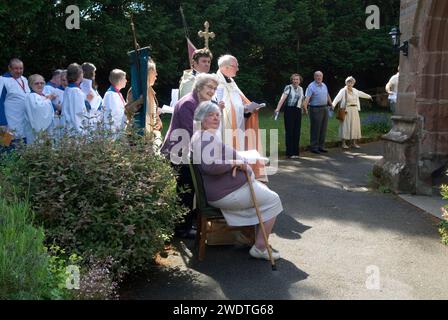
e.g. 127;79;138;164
232;160;249;177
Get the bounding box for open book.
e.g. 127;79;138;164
237;149;269;164
245;102;266;113
161;105;174;114
170;89;179;107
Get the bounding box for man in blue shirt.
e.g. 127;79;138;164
303;71;333;154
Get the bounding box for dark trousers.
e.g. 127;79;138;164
309;106;328;151
284;107;302;156
172;163;195;230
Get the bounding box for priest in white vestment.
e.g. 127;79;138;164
215;55;248;151
215;54;267;181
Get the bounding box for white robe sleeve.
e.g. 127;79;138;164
24;93;54;143
61;90;71;127
89;90;103;113
43;85;64;106
25;93;54;132
72;89;88;132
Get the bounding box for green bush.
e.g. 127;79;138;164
0;130;185;276
439;220;448;246
0;198;73;299
361;114;392;136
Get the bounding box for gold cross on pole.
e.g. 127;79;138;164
198;21;215;49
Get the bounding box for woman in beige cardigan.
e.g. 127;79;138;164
332;76;372;149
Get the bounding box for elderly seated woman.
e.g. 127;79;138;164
191;101;283;260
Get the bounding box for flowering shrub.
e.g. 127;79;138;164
74;256;119;300
361;114;392;135
0;129;185;277
440;184;448;245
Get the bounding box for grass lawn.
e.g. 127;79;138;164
258;108;391;156
160;107;392;157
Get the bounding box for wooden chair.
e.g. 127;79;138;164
189;162;255;261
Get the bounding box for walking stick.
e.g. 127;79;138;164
244;170;277;271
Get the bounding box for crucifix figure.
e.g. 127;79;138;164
198;21;215;49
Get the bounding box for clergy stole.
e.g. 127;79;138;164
145;86;157;135
145;86;162;153
240;93;268;183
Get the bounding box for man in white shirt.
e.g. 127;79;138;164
386;67;399;113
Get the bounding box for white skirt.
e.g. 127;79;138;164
339;106;362;140
209;177;283;227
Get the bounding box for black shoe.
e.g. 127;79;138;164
318;148;328;153
310;149;321;154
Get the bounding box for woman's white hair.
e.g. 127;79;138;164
193;73;219;93
345;76;356;85
194;101;221;123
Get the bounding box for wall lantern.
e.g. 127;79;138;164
389;27;409;56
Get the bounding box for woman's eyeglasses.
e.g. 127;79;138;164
205;84;218;91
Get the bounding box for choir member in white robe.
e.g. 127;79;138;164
103;69;127;136
43;69;64;137
25;75;55;144
81;62;103;127
43;69;64;108
62;63;89;134
0;58;31;140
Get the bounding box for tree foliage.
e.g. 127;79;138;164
0;0;400;104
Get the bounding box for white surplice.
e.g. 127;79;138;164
102;89;125;133
62;86;88;133
24;92;54;144
2;75;31;138
215;70;246;151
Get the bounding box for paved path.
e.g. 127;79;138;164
120;142;448;300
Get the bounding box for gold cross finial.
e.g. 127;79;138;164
198;21;215;49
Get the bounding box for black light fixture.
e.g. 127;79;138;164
389;27;408;56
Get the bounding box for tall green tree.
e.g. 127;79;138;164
0;0;400;104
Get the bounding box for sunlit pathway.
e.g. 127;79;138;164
121;142;448;300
